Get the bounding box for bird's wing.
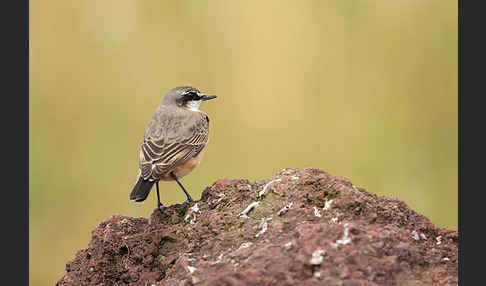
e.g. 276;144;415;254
139;113;209;180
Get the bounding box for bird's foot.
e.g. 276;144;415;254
157;203;165;212
182;198;194;207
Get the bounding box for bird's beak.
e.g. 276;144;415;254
200;94;217;101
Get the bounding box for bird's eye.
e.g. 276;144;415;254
185;92;199;100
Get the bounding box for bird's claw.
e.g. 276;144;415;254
182;198;193;207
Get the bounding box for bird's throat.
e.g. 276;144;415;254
185;100;202;111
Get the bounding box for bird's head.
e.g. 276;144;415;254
162;86;217;111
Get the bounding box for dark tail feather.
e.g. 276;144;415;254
130;176;155;202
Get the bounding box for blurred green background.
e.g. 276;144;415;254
30;1;457;285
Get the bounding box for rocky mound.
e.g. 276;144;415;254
56;168;458;286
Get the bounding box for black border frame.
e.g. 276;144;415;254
3;0;29;285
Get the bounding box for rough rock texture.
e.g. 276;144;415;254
57;168;458;286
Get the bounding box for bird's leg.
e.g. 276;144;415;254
156;181;164;211
170;172;193;205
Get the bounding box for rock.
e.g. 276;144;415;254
56;168;458;286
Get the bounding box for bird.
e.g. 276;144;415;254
129;86;217;211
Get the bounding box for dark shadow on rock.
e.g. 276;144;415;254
57;168;458;286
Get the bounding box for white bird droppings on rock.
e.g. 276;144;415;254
258;178;282;198
331;223;351;248
313;206;322;218
436;236;442;245
190;203;199;213
208;193;226;207
255;217;272;238
323;199;333;211
238;242;253;250
336;223;351;245
277;202;293;216
411;230;420;241
184;203;200;224
330;212;344;224
309;249;326;265
239;201;260;219
187;266;196;274
283;242;293;250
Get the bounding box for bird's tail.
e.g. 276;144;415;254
130;176;155;202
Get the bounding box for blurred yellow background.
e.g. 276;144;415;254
29;1;457;285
